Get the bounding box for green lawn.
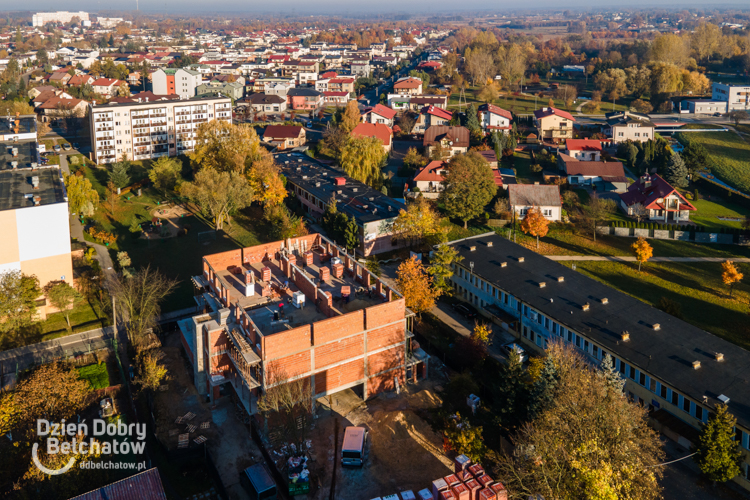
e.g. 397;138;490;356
39;300;106;339
505;150;543;184
689;195;750;229
513;224;750;259
559;260;750;350
78;363;110;390
676;129;750;194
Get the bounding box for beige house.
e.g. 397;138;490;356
533;107;575;143
263;125;306;150
423;126;469;158
393;77;423;96
605;111;655;144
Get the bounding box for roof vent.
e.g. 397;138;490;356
718;394;730;404
715;352;724;362
352;187;358;192
621;331;630;342
600;297;608;305
31;176;40;189
653;323;661;331
469;245;476;252
582;303;590;311
10;161;18;168
538;282;546;288
500;262;507;268
518;257;525;263
692;361;701;370
487;241;493;247
315;182;320;187
285;160;289;164
557;276;564;282
33;195;41;206
302;175;308;180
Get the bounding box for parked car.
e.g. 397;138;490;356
499;342;527;363
53;145;61;152
62;143;71;151
72;142;79;149
452;302;477;320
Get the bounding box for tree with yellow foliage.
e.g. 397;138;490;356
246;149;287;205
396;256;441;317
190;121;263;173
631;237;653;272
339;100;361;134
471;322;491;345
391;196;443;247
721;260;743;298
520;205;549;249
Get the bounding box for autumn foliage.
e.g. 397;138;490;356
721;260;743;297
520;205;549;249
631;237;653;272
396;256;441;317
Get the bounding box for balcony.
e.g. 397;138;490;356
226;326;261;390
95;126;114;132
150;121;167;127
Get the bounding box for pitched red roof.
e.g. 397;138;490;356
421;105;452;121
423;126;470;149
70;468;167;500
478;103;512;120
351;122;392;147
366;104;397;120
68;74;93;86
533;106;575;122
413;161;447;182
323;91;349;97
393;77;423;89
619;174;696;211
264;125;304;139
37;97;85;110
565;139;602;152
92;78;120;87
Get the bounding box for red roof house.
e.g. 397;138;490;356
619;174;696;223
351;122;393;152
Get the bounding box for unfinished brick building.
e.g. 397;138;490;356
178;233;429;417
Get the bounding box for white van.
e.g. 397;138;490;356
341;426;367;467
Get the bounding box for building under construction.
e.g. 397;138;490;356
179;233;429;417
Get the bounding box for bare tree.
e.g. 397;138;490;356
109;266;178;347
257;366;314;449
631;203;649;223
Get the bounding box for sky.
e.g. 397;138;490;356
13;1;750;15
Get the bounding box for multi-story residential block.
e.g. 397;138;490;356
533;107;575;143
152;68;204;100
32;11;89;26
447;232;750;493
276;152;407;256
179;233;427;416
286;88;323;110
604;111;655;144
350;60;370;78
712;82;750;111
0;117;73;317
88;95;232;164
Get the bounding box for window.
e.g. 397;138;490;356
592;345;598;358
638;372;646;386
683;397;690;413
567;331;573;343
660;385;668;399
628;366;635;380
695;405;703;421
671;391;679;406
543;209;552;217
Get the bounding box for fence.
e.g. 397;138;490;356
597;225;737;244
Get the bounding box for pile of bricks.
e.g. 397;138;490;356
370;455;507;500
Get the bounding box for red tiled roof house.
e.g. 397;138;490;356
619;174;696;223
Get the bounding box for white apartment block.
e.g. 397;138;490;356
89;96;232;164
712;83;750;111
152;68;204;100
32;11;89;27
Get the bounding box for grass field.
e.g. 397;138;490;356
560;260;750;350
689;195;750;229
78;363;110;390
677;129;750;194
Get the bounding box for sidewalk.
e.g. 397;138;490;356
546;256;750;262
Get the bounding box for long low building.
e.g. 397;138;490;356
275;152;406;256
445;232;750;491
88;95;232;164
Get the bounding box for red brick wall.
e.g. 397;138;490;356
266;350;312;379
364;298;405;330
313;310;364;345
367;345;404;374
314;334;364;369
367;369;405;396
293;267;317;302
367;322;405;350
208;329;230;356
314;360;364;394
242;241;284;265
205;249;242;270
210;352;232;374
263;325;311;361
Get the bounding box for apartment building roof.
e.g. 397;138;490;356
275;152;405;225
91;94;231;109
448;232;750;430
0;115;36;135
0;164;66;211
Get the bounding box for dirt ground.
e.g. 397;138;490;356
141;203;193;239
153;333;264;500
299;372;453;500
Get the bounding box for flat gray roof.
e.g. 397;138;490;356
449;233;750;430
0;115;36;136
0;167;66;211
1;140;39;172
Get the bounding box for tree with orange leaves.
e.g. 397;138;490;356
520;206;550;249
396;256;441;318
631;237;653;272
721;260;743;298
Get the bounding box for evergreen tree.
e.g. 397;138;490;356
344;216;359;252
428;244;463;296
664;153;689;188
492;349;528;430
598;354;625;393
109;162;130;189
682;141;710;176
623;142;638;168
465;104;481;134
527;356;559;420
695;404;743;484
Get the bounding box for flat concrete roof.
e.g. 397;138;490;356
0;167;65;211
0;115;36;136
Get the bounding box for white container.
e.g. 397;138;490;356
293;291;305;308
